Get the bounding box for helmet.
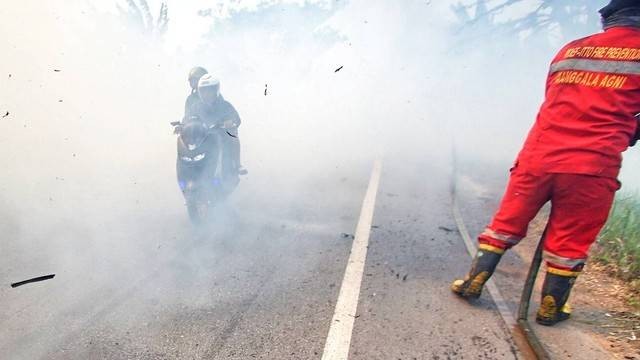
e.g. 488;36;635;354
197;74;221;105
188;66;208;90
600;0;640;18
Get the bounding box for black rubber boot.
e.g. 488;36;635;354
451;244;504;299
535;270;577;326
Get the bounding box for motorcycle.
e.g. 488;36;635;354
171;116;240;224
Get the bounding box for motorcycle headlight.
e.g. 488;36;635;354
193;153;206;162
181;156;193;162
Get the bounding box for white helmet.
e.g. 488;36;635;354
198;74;221;104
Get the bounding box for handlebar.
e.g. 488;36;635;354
208;120;238;130
170;119;238;136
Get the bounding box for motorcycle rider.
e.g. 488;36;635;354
195;74;247;176
183;66;208;122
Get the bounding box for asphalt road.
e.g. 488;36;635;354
0;153;521;360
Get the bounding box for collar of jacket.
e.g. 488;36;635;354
603;8;640;29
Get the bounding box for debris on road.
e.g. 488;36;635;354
334;65;343;73
2;111;9;118
341;233;355;240
53;69;61;72
226;131;237;138
402;274;408;281
438;226;455;233
11;274;55;288
264;84;268;96
371;225;380;229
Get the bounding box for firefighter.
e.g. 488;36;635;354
452;0;640;326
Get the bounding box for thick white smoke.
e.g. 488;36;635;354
3;0;638;269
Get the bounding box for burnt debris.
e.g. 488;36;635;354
439;226;455;233
11;274;55;288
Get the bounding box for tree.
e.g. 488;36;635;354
117;0;169;39
453;0;603;43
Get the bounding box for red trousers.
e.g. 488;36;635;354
479;168;619;271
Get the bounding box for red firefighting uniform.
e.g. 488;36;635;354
480;26;640;272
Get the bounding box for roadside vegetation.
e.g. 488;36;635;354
594;193;640;305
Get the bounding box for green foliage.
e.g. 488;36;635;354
595;193;640;293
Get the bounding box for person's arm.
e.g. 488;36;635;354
231;105;241;126
223;102;241;127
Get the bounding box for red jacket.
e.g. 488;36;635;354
517;26;640;179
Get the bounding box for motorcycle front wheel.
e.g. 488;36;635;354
187;201;208;224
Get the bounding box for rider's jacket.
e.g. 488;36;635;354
183;91;200;122
189;95;241;128
516;26;640;179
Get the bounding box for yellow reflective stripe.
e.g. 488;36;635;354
479;244;505;255
547;267;580;277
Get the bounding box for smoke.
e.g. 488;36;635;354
2;0;636;289
3;0;635;220
1;0;635;290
